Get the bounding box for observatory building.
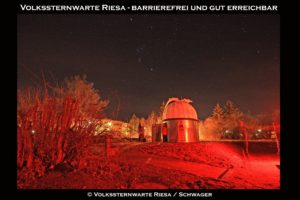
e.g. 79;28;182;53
161;97;199;142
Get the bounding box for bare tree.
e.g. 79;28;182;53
17;75;109;187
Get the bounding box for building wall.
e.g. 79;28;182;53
163;119;199;142
152;124;162;142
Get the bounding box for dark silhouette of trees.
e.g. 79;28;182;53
203;100;244;140
223;100;243;131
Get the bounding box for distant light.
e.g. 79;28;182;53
107;122;112;127
225;130;229;133
107;128;110;131
88;121;92;125
257;129;262;132
31;130;35;134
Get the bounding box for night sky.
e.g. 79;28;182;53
17;14;280;121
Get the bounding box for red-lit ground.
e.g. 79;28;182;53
23;142;279;189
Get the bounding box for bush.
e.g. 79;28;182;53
17;75;108;187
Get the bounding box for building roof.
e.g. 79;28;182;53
162;97;198;121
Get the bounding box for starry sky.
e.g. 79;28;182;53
17;14;280;121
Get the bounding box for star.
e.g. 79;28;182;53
135;46;144;54
149;67;154;72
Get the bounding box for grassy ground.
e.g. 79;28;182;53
22;141;280;189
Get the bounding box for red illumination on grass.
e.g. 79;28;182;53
19;141;279;189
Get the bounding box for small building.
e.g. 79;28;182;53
151;124;162;142
161;97;199;142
